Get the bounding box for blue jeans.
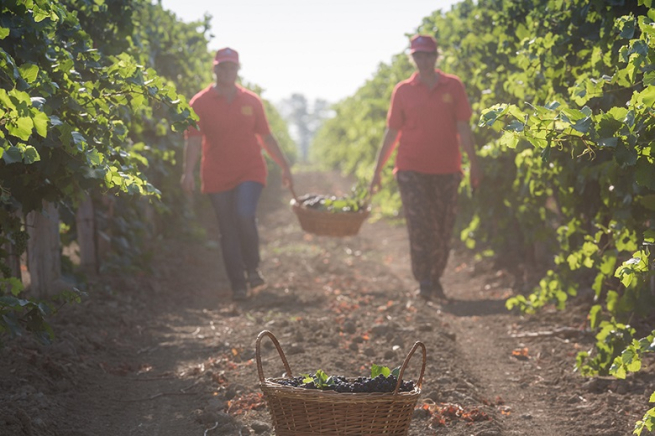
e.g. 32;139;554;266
208;181;263;291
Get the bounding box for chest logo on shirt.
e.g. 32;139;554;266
241;105;253;116
442;93;453;103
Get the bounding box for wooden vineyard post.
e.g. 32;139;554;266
96;195;115;266
2;210;23;280
26;201;62;297
75;194;97;273
2;240;22;279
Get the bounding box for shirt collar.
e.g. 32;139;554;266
409;69;443;87
209;83;244;99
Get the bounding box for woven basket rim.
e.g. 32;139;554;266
261;378;421;398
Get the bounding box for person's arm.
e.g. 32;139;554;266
261;133;293;189
369;128;400;194
457;120;482;189
180;136;202;195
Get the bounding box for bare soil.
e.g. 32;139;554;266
1;169;653;436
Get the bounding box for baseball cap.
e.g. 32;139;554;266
410;35;437;54
213;47;239;65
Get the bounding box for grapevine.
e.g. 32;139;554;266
312;0;655;432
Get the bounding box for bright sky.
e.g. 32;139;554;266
160;0;461;104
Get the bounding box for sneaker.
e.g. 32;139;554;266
232;288;249;301
417;281;432;300
247;269;265;289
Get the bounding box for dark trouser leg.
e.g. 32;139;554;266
397;171;461;285
209;182;264;292
209;189;247;291
428;174;461;283
233;181;263;272
397;171;434;284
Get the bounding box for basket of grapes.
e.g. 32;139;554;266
290;183;370;237
256;330;426;436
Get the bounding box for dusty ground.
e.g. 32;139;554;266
1;169;654;436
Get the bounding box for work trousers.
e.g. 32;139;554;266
208;181;263;291
396;171;461;285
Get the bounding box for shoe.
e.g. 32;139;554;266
247;269;265;289
432;280;450;302
232;288;249;301
417;281;432;300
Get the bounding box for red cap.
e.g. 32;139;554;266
410;35;437;54
213;47;239;65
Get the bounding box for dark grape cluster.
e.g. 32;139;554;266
275;374;415;393
297;193;328;210
295;189;367;213
275;374;322;389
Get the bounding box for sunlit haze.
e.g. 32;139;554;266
160;0;461;104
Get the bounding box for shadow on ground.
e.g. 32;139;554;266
441;298;510;317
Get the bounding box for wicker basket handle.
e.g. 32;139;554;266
256;330;293;383
393;341;427;394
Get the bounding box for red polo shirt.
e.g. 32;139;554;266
185;84;271;193
387;70;472;174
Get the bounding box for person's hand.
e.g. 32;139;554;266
180;173;195;195
281;167;293;190
369;172;382;195
469;160;483;190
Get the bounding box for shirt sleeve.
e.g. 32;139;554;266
185;99;203;138
453;78;472;122
386;84;405;130
253;97;272;137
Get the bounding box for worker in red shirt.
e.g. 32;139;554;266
181;47;294;301
370;34;482;302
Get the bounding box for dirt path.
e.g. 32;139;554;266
1;169;650;436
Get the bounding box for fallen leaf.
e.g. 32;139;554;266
512;347;529;360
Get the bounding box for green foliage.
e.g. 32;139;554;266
0;0;297;344
0;0;197;342
634;392;655;435
80;2;214;271
314;0;654;430
77;1;213;269
473;1;655;315
614;332;655;435
576;319;636;377
609;330;655;379
371;364;400;379
461;5;654;428
302;369;334;389
0;277;84;346
316;0;654;313
506;270;577;313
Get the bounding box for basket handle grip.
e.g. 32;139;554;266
393;341;427;394
256;330;293;383
289;185;299;203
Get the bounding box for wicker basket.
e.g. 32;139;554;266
256;330;426;436
290;199;370;237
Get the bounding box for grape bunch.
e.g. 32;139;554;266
275;373;415;394
297;193;331;210
295;182;369;214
